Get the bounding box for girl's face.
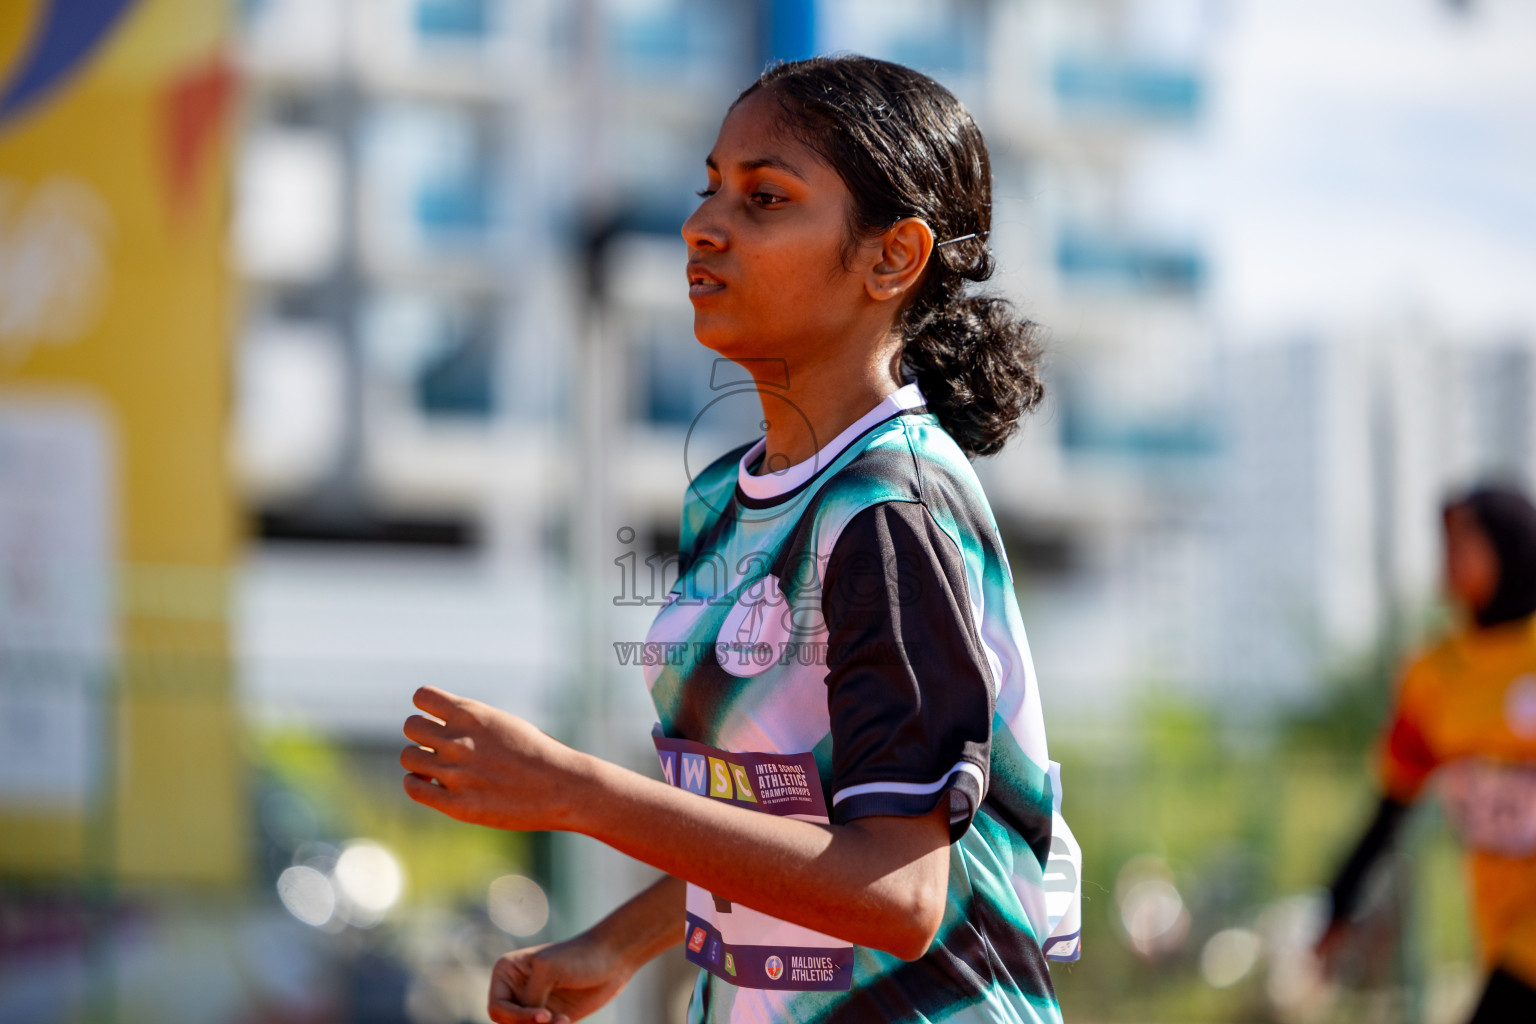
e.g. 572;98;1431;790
1444;504;1499;615
681;89;880;360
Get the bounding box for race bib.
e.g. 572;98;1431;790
653;731;854;991
1438;758;1536;857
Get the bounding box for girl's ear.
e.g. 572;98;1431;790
866;218;934;303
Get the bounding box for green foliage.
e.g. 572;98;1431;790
1278;650;1397;759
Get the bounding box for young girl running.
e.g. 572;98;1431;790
402;55;1080;1024
1319;486;1536;1022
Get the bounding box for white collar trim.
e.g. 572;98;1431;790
736;381;926;501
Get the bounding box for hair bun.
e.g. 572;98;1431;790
902;295;1043;457
935;235;990;281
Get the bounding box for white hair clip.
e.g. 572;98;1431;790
935;232;982;248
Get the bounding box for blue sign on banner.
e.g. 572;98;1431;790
0;0;143;124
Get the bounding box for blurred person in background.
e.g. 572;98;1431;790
1317;485;1536;1022
400;56;1079;1024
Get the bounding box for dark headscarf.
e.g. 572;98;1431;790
1452;485;1536;628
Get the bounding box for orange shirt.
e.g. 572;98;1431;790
1379;615;1536;985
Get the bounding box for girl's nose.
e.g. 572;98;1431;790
682;198;726;252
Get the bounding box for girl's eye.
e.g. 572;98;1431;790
692;187;785;206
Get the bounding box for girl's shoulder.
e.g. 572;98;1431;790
810;413;1001;552
838;413;992;508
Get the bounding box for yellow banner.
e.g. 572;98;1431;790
0;0;243;886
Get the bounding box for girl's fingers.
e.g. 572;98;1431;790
399;745;444;777
412;685;462;720
487;1002;556;1024
488;950;569;1024
403;713;449;746
491;951;537;1001
516;953;559;1010
402;771;456;809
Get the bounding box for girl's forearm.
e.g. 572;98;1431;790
399;688;947;959
590;875;686;971
560;752;949;960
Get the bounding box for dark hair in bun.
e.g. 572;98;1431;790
738;55;1043;457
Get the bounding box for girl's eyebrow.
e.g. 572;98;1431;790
704;154;807;181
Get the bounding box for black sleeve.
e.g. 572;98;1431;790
821;500;994;842
1326;795;1410;925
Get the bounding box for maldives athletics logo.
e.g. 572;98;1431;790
764;955;785;982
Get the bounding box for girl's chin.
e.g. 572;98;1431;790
691;323;758;358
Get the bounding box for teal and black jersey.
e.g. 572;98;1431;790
643;382;1081;1024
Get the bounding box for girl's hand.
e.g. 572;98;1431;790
400;686;585;832
488;934;636;1024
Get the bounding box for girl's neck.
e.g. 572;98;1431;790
749;344;906;474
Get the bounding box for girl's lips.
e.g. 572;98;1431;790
686;264;726;300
